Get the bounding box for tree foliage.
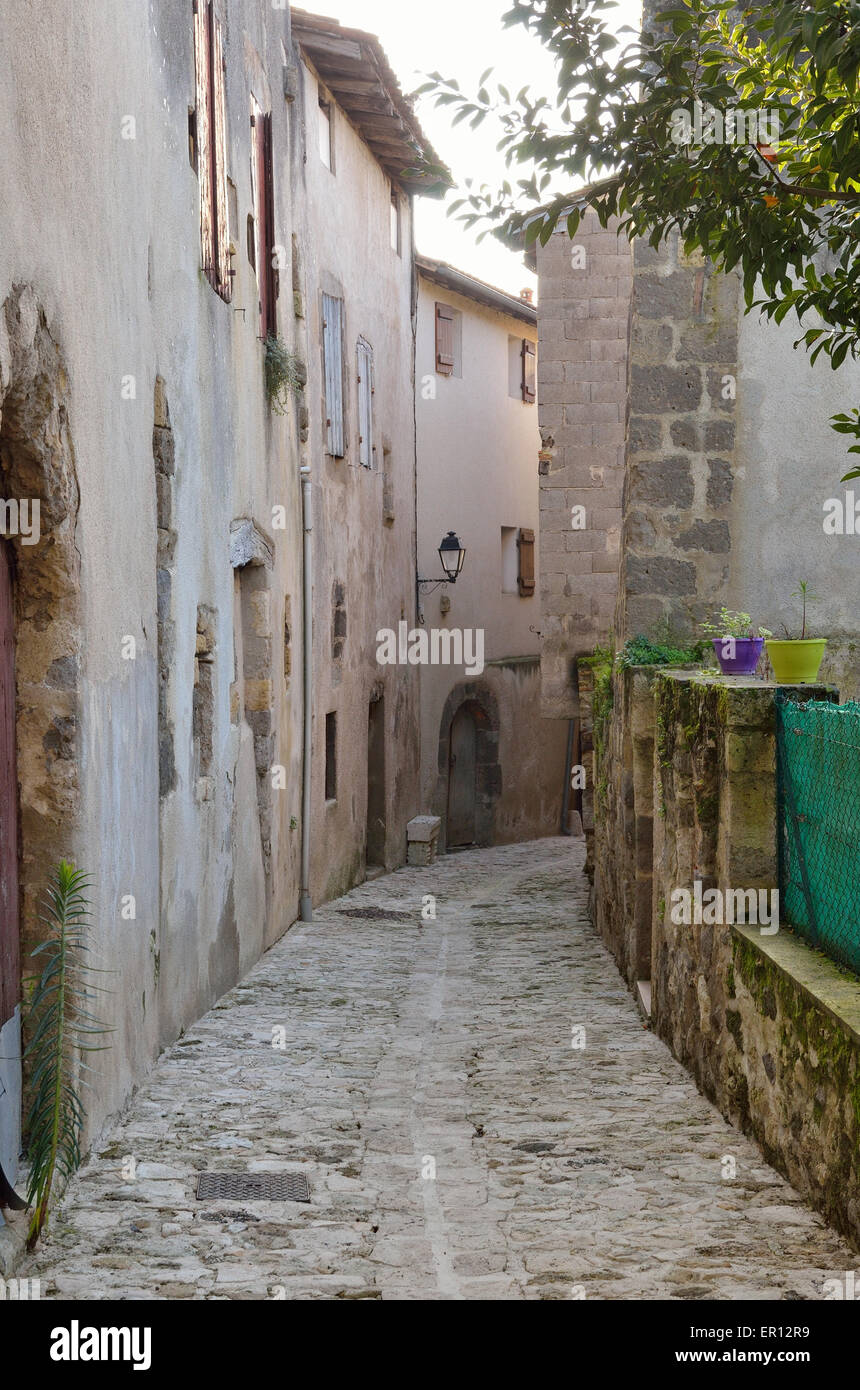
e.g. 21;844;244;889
419;1;860;474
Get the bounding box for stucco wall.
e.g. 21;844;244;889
292;58;421;902
415;278;568;844
0;0;305;1146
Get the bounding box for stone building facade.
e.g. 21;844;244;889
0;1;441;1192
289;12;442;903
415;259;569;848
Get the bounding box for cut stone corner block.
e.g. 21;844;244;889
407;815;442;866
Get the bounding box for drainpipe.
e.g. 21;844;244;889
300;466;313;922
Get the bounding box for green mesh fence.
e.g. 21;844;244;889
776;695;860;976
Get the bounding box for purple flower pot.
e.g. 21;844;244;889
712;636;764;676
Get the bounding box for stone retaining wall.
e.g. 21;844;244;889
593;668;860;1247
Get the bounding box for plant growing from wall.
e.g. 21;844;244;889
617;633;707;669
264;336;304;416
24;861;110;1249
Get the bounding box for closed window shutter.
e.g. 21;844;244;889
517;527;535;596
521;339;536;402
194;1;214;283
435;303;454;376
357;338;374;468
323;294;344;457
212;14;231;302
262;112;278;338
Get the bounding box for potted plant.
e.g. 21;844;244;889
701;608;771;676
765;581;827;683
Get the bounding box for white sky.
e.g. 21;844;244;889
311;0;643;294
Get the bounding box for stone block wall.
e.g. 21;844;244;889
619;233;741;641
592;668;860;1247
535;212;632;718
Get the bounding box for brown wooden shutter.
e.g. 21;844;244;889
521;339;536;402
212;13;231;302
262;112;278;338
517;527;535;596
194;0;214;284
435;302;454;376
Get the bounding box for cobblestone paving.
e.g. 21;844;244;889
23;838;855;1299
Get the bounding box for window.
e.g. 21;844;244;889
502;527;536;596
435;302;462;377
501;527;518;594
509;336;536;402
325;711;337;801
319;91;333;169
250;99;278;339
390;186;401;254
357;337;374;468
322;293;345;457
193;0;231;301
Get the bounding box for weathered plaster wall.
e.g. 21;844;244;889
292;57;420;902
415;278;567;844
0;0;305;1149
535;212;631;719
732;308;860;699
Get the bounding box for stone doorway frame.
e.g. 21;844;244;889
0;286;82;1175
435;682;501;849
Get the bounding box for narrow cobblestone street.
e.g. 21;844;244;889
23;839;854;1300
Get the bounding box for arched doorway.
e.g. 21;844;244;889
436;683;501;849
447;705;477;847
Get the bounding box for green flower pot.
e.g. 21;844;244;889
765;638;827;684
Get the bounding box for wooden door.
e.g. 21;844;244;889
366;698;386;867
0;540;18;1032
447;706;477;847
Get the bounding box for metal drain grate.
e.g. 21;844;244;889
195;1172;310;1203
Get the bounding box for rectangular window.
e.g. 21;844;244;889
319;92;333;169
194;0;231;302
435;302;461;377
357;337;374;468
501;526;518;594
517;527;536;595
322;293;345;457
250;100;278;339
390;186;401;254
325;711;337;801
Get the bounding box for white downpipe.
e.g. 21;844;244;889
300;466;313;922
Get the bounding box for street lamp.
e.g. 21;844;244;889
437;531;466;584
417;530;467;622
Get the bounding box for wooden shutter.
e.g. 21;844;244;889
521;339;536;402
194;0;214;283
517;527;536;596
357;338;374;468
323;294;344;457
212;13;231;302
435;302;455;376
262;112;278;338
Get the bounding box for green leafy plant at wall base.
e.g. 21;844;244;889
264;336;304;416
24;862;111;1249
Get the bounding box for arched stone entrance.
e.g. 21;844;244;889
0;286;81;1191
436;682;501;849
